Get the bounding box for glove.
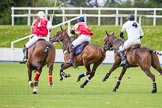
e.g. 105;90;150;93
140;36;143;39
120;32;124;39
70;30;75;35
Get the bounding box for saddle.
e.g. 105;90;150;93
115;44;141;54
73;42;89;56
128;44;141;50
123;44;141;54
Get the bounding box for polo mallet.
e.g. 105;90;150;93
50;2;63;23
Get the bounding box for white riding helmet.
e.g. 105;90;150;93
37;11;45;18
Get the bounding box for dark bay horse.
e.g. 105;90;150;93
50;27;105;88
27;39;55;94
102;31;162;93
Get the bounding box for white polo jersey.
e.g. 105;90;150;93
121;20;144;40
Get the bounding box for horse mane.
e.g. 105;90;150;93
62;29;72;43
109;33;124;49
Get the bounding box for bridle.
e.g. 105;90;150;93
51;30;72;53
103;36;112;51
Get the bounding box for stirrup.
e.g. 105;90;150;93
19;58;27;64
67;59;73;65
120;60;126;67
66;60;77;68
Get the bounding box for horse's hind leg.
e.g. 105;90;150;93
76;72;89;82
141;68;157;93
152;64;162;75
80;61;102;88
103;60;120;82
80;72;95;88
151;54;162;75
33;67;42;94
48;64;53;86
113;67;127;92
80;64;91;88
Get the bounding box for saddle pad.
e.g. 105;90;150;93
74;44;86;56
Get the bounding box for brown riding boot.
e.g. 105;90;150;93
23;45;28;63
67;44;75;65
119;51;126;67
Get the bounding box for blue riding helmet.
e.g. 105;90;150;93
128;15;135;21
78;16;85;22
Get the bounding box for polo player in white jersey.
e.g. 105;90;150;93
119;15;144;66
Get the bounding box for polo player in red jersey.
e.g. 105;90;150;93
22;11;52;63
68;16;93;65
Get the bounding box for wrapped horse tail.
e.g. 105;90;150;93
149;50;162;56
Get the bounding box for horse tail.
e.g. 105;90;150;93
149;50;162;56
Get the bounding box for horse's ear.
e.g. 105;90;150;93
60;26;63;31
105;31;109;36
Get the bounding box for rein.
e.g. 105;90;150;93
60;31;72;53
57;40;64;50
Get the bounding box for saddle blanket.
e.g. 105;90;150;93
74;44;86;56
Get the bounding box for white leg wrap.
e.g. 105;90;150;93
28;81;32;86
33;87;38;93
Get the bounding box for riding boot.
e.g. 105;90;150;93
68;44;75;65
23;45;28;62
119;51;126;67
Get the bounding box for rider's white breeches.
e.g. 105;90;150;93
72;34;91;47
119;38;141;51
25;34;49;48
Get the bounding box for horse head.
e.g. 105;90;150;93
50;26;69;43
103;31;115;51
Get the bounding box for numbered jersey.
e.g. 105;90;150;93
121;20;144;39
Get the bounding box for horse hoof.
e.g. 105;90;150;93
60;77;63;81
151;89;157;93
33;87;38;94
76;78;80;82
66;74;71;77
80;85;84;88
33;91;37;94
102;78;106;82
28;81;33;88
112;89;117;92
49;82;53;86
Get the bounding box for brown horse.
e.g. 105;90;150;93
27;39;55;94
102;31;162;93
50;27;105;88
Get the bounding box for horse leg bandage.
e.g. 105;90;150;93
49;72;53;83
34;70;41;81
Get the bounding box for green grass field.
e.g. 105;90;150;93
0;62;162;108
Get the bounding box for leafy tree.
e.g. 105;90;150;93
1;0;162;25
0;0;32;25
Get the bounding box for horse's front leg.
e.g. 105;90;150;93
102;60;120;82
27;68;33;88
60;63;71;81
113;67;127;92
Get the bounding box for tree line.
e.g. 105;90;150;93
0;0;162;25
